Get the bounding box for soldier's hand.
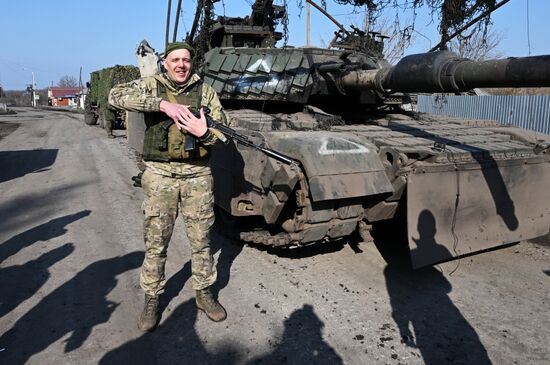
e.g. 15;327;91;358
178;106;208;138
160;100;188;129
159;101;208;137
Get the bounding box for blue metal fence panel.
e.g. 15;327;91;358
417;95;550;135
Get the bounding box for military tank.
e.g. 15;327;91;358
182;1;550;267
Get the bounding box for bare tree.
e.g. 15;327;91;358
307;0;501;54
448;27;503;60
58;75;78;88
374;18;417;64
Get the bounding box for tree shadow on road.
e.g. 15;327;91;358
0;182;93;235
381;210;492;365
0;149;58;183
0;210;91;263
0;243;74;318
0;251;143;365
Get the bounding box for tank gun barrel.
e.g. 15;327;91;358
339;51;550;94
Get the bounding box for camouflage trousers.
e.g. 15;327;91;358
140;168;217;296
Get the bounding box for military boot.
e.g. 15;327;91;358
137;294;160;331
196;287;227;322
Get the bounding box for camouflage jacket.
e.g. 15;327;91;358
109;73;227;177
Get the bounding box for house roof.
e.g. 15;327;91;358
49;87;80;98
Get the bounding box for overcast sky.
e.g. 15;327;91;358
0;0;548;90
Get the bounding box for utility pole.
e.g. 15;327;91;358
78;67;83;89
306;2;311;47
28;72;37;107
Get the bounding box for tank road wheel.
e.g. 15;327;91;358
84;113;97;126
84;98;98;126
214;206;266;243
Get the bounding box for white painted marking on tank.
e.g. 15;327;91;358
235;74;280;91
318;137;370;155
247;58;272;73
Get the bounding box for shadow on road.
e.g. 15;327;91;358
99;299;240;365
0;251;143;365
101;300;340;365
0;243;74;318
0;210;91;263
252;240;347;259
0;121;20;141
0;182;93;235
140;229;243;318
101;232;337;364
0;149;58;183
245;304;343;365
210;232;243;298
380;210;491;365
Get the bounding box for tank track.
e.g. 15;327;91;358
239;230;295;247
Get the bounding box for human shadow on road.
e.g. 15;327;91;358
0;149;58;183
381;210;491;365
246;304;344;365
0;243;74;318
101;300;342;365
0;210;91;263
0;251;143;365
158;260;191;314
99;299;240;365
209;231;244;298
147;230;242;317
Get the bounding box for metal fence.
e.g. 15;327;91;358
417;95;550;135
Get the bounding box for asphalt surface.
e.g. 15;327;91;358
0;107;549;365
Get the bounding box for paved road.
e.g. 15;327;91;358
1;108;549;365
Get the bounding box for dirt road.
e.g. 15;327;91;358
1;108;548;364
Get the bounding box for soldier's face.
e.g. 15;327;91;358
164;49;192;84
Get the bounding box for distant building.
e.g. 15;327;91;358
47;87;80;106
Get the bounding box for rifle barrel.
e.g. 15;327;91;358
205;116;295;165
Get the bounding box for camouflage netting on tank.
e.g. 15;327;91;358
304;0;497;50
89;65;140;122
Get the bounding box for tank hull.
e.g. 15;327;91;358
211;109;550;267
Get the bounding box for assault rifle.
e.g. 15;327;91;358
162;107;296;166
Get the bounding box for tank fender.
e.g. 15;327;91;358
262;131;394;201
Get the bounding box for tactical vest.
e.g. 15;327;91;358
142;77;208;162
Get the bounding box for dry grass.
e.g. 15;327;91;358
481;87;550;96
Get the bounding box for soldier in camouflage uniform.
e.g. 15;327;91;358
109;41;227;331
